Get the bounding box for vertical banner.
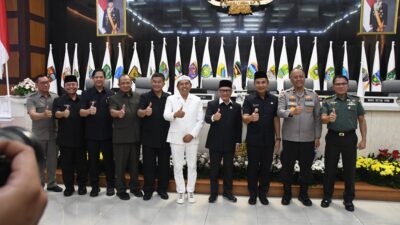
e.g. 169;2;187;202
246;36;258;88
277;36;289;91
128;42;142;81
61;43;71;87
308;37;320;90
324;41;335;91
266;36;276;81
201;36;212;87
159;37;169;92
216;37;228;79
188;37;199;88
357;41;370;96
233;36;242;90
72;43;80;87
293;36;303;70
102;42;112;82
47;44;58;94
113;42;124;88
342;41;349;78
174;37;182;92
371;41;382;92
386;41;396;80
84;42;95;90
147;41;156;77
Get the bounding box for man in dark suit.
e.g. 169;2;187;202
205;80;242;203
102;0;120;34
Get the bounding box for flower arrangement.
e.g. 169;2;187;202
11;78;37;96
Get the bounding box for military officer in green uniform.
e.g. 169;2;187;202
320;75;367;212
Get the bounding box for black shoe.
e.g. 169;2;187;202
248;195;257;205
143;193;152;201
321;198;331;208
209;194;218;203
90;187;100;197
117;192;130;200
343;201;355;212
106;187;115;196
298;195;312;206
47;185;63;192
63;189;74;197
78;186;87;195
281;196;291;205
223;192;237;203
157;192;169;200
131;189;143;197
259;196;269;205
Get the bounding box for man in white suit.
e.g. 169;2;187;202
164;75;204;204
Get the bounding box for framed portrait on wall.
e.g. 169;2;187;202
96;0;127;36
360;0;399;34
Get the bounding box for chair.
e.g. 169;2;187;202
382;80;400;97
246;79;278;94
134;77;151;94
283;79;314;90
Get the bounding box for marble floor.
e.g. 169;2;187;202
38;186;400;225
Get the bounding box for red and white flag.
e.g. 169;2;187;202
0;0;10;79
97;0;107;34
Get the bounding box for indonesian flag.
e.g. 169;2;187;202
0;0;9;79
362;0;374;32
97;0;107;34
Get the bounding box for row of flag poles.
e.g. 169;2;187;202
47;37;397;96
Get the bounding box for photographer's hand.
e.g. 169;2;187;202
0;141;47;225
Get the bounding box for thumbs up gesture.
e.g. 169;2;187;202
213;108;222;121
44;105;52;118
119;104;126;118
64;105;70;118
145;102;153;116
89;101;97;115
251;108;259;122
174;106;185;118
329;108;336;122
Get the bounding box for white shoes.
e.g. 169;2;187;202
177;193;185;204
188;192;196;203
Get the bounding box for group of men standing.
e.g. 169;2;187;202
27;67;367;211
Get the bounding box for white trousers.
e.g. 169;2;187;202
170;143;198;194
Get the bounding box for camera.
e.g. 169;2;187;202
0;126;44;186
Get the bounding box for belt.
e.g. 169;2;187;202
328;129;355;137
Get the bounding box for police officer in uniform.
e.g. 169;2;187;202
242;71;281;205
205;80;242;203
53;75;87;196
278;69;322;206
320;75;367;212
102;0;120;34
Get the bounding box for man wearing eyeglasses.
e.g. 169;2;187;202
205;80;242;203
278;69;321;206
320;75;367;212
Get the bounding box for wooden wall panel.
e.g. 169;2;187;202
29;0;44;17
9;52;20;78
8;18;18;45
6;0;18;11
30;53;45;77
29;20;45;48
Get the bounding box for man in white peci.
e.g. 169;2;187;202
163;75;204;204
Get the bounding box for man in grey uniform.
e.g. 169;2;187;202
277;69;321;206
27;74;62;192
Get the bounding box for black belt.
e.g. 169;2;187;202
328;130;355;137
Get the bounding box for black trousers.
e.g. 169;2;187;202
324;130;357;202
87;140;115;189
114;143;140;193
247;145;274;197
209;151;234;195
142;145;171;194
60;147;87;190
281;140;315;196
